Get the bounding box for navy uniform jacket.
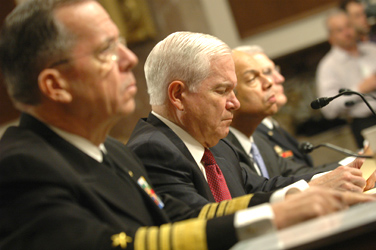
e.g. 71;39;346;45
126;113;313;210
256;122;314;167
225;130;338;178
0;114;249;250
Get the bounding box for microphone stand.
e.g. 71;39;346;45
300;142;372;158
339;89;376;120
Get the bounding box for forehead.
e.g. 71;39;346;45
328;14;350;31
252;53;273;68
234;52;260;74
55;1;119;45
209;54;236;78
347;2;364;13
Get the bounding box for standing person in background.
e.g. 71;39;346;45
316;10;376;148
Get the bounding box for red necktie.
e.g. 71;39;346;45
201;148;232;202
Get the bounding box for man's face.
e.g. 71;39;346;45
181;54;240;148
55;1;138;122
233;51;277;120
346;2;370;36
328;13;357;49
252;52;287;108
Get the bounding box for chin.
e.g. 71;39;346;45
120;100;136;116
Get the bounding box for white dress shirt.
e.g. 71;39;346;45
317;43;376;119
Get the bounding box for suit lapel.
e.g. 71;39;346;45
146;113;216;201
224;131;258;174
257;124;313;165
147;114;197;162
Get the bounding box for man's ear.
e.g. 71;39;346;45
38;69;72;103
168;80;186;111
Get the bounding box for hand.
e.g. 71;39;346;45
272;187;375;229
309;158;366;192
365;169;376;191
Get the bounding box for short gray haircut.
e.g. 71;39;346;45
144;31;231;106
0;0;93;105
232;45;264;55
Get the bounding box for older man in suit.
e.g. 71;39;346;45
226;47;340;179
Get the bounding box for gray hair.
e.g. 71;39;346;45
144;31;231;106
232;45;264;55
0;0;93;105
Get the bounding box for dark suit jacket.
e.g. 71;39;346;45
225;130;337;178
0;114;239;250
256;122;314;167
127;113;313;209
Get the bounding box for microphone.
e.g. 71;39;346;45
310;90;350;109
299;141;372;158
311;89;376;119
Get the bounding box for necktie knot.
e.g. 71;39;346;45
202;148;216;166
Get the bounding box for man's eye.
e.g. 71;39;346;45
246;76;256;83
98;43;113;54
262;69;272;76
216;88;227;94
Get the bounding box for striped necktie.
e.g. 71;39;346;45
250;142;269;179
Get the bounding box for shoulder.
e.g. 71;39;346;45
317;49;338;70
0;126;78;185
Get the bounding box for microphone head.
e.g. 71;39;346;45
310;97;331;109
299;142;314;154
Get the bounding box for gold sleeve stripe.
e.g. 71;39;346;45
198;194;253;219
146;226;159;250
172;219;207;250
134;219;207;250
135;227;147;250
216;200;230;217
159;223;172;250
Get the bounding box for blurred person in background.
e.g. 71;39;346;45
316;10;376;148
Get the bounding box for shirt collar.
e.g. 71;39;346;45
261;117;274;130
230;127;253;154
152;111;205;166
332;44;366;61
48;125;105;162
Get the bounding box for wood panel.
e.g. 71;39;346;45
228;0;339;39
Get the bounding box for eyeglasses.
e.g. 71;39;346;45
48;37;126;68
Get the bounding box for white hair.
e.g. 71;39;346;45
144;31;231;106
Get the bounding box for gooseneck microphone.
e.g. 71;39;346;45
310;89;352;109
310;89;376;119
299;141;372;158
